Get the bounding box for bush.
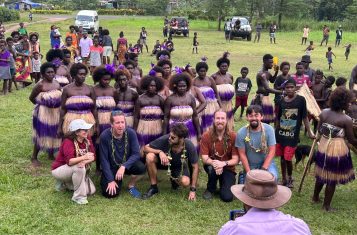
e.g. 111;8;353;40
0;7;20;22
97;9;145;15
31;9;73;14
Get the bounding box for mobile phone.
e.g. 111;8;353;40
229;209;245;220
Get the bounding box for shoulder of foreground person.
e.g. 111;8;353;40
217;209;312;235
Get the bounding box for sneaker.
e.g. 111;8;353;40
142;186;159;200
72;198;88;205
128;186;142;199
55;180;66;192
203;190;213;200
286;178;294;189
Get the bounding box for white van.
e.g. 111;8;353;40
75;10;99;33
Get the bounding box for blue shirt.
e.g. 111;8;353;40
99;128;141;182
235;123;276;165
50;30;60;48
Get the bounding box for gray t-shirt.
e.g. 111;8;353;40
102;35;112;47
235;123;276;165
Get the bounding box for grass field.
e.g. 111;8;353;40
0;16;357;235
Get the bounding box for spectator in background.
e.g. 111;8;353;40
102;29;113;65
320;25;330;46
66;25;78;49
302;25;310;45
218;170;311;235
18;22;28;36
50;25;61;49
335;25;343;47
269;23;277;44
254;22;262;43
79;31;93;65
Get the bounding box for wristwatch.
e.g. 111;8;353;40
190;187;196;192
225;161;229;166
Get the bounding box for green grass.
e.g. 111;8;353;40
0;16;357;235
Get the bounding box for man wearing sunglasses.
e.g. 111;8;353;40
200;109;239;202
142;123;199;200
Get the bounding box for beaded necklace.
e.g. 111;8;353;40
244;124;268;153
167;142;187;181
74;138;89;157
111;128;128;166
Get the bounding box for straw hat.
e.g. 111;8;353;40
231;170;292;209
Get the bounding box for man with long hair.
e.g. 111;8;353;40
200;109;239;201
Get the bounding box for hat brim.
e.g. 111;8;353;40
70;123;93;132
231;185;292;209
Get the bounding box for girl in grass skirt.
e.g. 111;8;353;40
46;49;72;87
312;88;357;211
134;75;164;147
115;67;138;128
59;63;96;136
29;62;62;166
164;73;201;151
193;61;221;133
211;52;235;130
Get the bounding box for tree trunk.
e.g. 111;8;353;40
278;0;284;28
218;12;222;31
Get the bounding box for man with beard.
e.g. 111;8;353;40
142;123;199;200
254;54;281;124
200;110;239;202
99;111;146;199
235;105;278;183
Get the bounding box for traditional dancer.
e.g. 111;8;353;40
133;75;164;147
193;61;221;133
254;54;281;124
92;66;117;136
156;58;172;100
46;48;72;87
312;88;357;211
58;63;96;136
163;73;201;150
115;67;138;128
211;52;234;130
29;62;62;166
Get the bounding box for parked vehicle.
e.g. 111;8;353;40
169;17;189;37
75;10;99;34
228;17;252;41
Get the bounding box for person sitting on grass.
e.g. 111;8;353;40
51;119;96;205
151;40;161;56
142;123;199;200
99;110;146;199
218;170;312;235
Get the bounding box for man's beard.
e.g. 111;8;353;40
249;121;259;129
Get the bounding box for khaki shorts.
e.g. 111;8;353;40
103;46;112;57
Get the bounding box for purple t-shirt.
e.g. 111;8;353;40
0;50;10;67
218;208;312;235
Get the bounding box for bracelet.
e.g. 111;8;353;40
190;187;196;192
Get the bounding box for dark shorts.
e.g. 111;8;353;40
155;154;190;178
235;95;248;107
276;143;297;161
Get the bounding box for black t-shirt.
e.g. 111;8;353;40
276;95;307;147
273;74;291;104
149;135;198;169
234;77;252;96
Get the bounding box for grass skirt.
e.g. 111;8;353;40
62;96;96;135
261;95;274;124
169;105;198;150
198;86;219;133
32;90;62;153
137;106;163;147
117;100;135;128
97;96;116;134
217;84;235;130
315;136;355;185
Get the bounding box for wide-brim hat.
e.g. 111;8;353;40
231;170;292;209
69;119;93;132
301;55;312;63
